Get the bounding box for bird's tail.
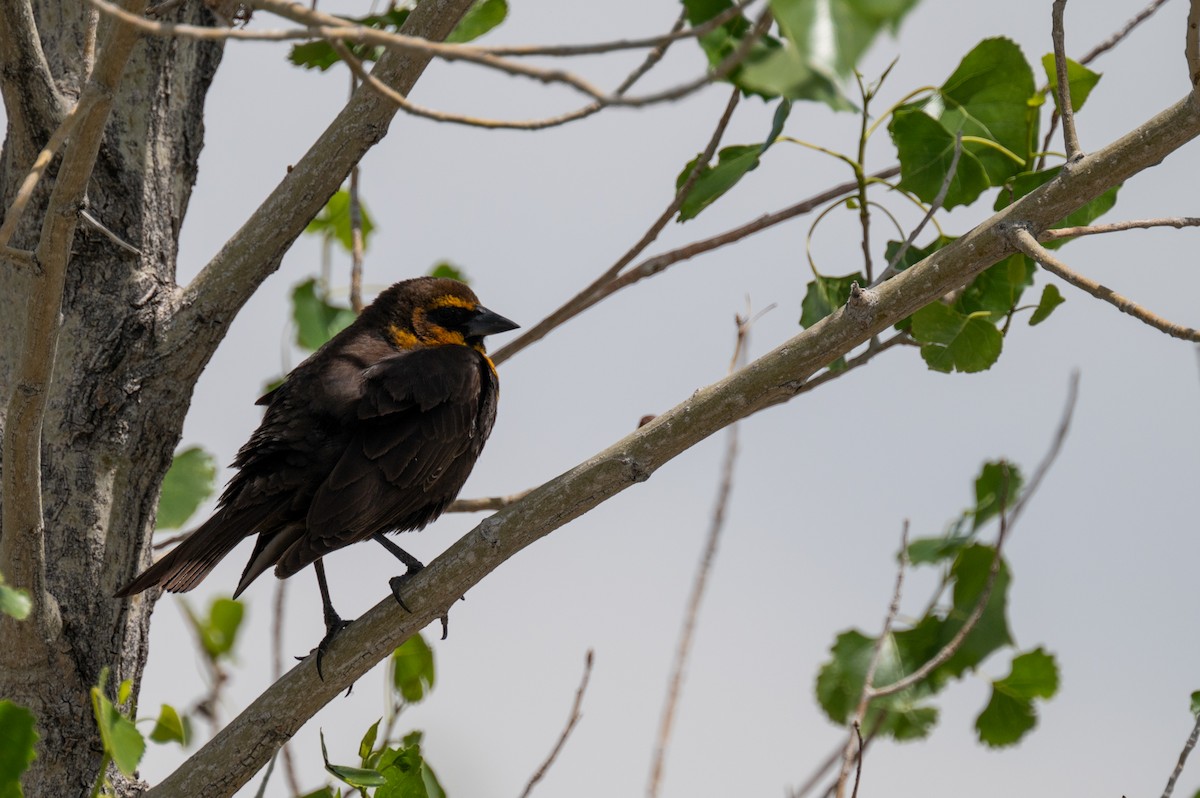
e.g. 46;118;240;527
114;508;249;597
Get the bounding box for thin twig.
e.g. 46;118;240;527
0;103;82;249
80;208;143;256
270;579;303;797
348;76;365;313
1007;372;1078;532
1011;227;1200;342
835;522;909;798
849;723;864;798
518;650;595;798
494;165;901;366
446;490;533;513
1052;0;1081;160
646;309;758;798
494;86;742;364
1162;711;1200;798
790;744;844;798
873;133;962;286
1042;217;1200;240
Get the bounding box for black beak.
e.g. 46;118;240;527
466;306;519;337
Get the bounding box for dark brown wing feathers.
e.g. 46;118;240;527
115;277;505;599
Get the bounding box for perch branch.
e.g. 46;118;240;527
141;90;1200;798
1011;227;1200;342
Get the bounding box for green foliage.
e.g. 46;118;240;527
156;446;216;530
1041;54;1101;113
90;671;145;777
0;572;31;621
892;38;1039;209
322;730;388;789
293;278;357;352
306;190;376;253
1029;284;1065;326
819;461;1054;748
800;272;867;329
976;648;1059;746
909;302;1003;373
182;597;245;661
0;701;37;798
289;0;507;70
322;727;446;798
148;704;190;747
445;0;508;43
391;633;436;704
994;166;1119;249
428;262;469;283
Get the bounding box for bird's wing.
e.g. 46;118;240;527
281;346;490;573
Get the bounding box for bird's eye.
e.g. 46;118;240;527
425;305;474;330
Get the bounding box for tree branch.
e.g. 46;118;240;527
0;0;64;161
1011;226;1200;341
1187;0;1200;86
0;102;82;249
518;649;594;798
1162;709;1200;798
1041;216;1200;240
1052;0;1082;160
143;91;1200;798
1;0;146;652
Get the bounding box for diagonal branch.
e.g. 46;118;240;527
1042;216;1200;240
143;91;1200;798
1;0;147;650
0;1;65;159
1011;226;1200;341
1051;0;1082;160
518;650;595;798
1188;0;1200;86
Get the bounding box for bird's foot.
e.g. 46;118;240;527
388;567;451;640
311;613;352;681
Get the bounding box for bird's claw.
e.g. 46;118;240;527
387;569;451;640
312;614;352;681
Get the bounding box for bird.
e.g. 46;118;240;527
116;276;518;674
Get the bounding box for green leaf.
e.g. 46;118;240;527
185;597;245;660
938;544;1012;676
156;447;216;530
1029;283;1065;326
676;145;763;221
428;262;468;283
149;704;189;746
321;731;387;789
735;44;855;110
0;701;37;798
91;679;145;777
890;109;990;208
956;254;1034;319
1041;54;1101;113
0;573;31;621
292;278;357;352
800;272;866;329
391;633;436;704
446;0;508;43
910;302;1004;373
681;0;787;101
1190;691;1200;717
975;683;1036;747
906;535;972;565
359;719;381;761
975;649;1059;747
289;9;410;71
973;461;1024;531
771;0;919;78
306;190;375;253
996;648;1059;700
937;38;1038;184
374;741;446;798
298;789;338;798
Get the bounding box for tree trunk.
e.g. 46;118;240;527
0;3;224;794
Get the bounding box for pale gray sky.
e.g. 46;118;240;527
97;0;1200;795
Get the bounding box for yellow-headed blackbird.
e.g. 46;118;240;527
116;277;518;670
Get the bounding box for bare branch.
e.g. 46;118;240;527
446;490;533;513
873;134;961;287
80;208;143;256
1052;0;1082;161
348;167;364;313
1007;371;1079;529
1011;226;1200;342
494;166;901;366
1;246;37;271
0;0;64;153
0;102;81;249
518;650;595;798
495;87;743;363
1162;710;1200;798
835;522;910;798
647;310;756;798
141;91;1200;798
1;0;146;652
1042;217;1200;240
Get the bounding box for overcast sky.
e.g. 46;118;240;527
69;0;1200;795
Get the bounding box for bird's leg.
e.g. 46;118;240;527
313;559;351;681
373;534;450;639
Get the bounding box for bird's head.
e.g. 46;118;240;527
374;277;519;354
